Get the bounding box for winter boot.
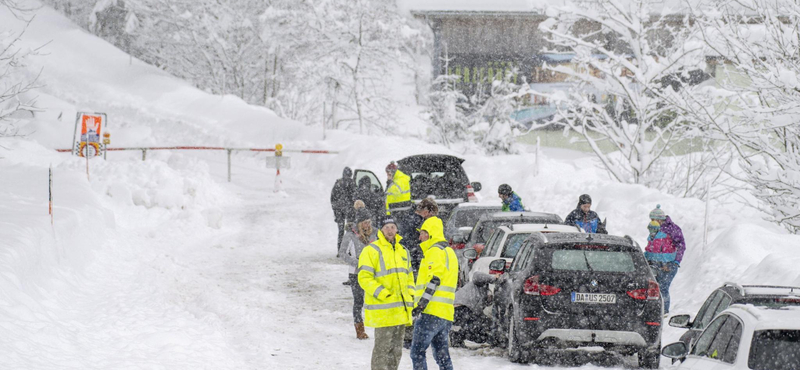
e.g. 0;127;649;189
355;322;369;340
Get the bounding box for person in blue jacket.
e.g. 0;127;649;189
564;194;607;234
498;184;524;212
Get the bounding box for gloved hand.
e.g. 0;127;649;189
412;306;423;318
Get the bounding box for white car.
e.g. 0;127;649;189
465;223;582;283
662;304;800;369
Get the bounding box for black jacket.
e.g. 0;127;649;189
331;177;356;221
565;208;607;234
354;183;384;222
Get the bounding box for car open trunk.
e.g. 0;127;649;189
398;154;469;204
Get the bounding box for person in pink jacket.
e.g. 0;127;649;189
645;204;685;314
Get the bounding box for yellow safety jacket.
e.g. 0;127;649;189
414;216;459;322
385;170;412;215
358;231;415;328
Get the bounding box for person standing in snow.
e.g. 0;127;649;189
498;184;524;212
384;161;413;234
644;204;685;314
358;218;415;370
331;167;357;256
410;198;458;370
564;194;608;234
339;206;377;339
355;176;385;225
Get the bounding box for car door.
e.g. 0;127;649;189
680;314;741;370
353;169;383;193
684;290;732;347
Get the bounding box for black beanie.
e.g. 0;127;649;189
381;218;397;228
355;208;372;224
578;194;592;206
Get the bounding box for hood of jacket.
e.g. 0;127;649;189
419;216;446;252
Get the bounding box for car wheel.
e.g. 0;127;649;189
507;310;529;363
637;347;660;369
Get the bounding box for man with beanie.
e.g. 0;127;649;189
410;198;458;370
498;184;524;212
358;217;415;370
565;194;607;234
339;206;377;339
331;167;356;256
646;204;685;314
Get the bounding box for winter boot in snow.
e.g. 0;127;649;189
355;322;369;339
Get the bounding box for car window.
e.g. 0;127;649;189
695;291;725;330
722;320;742;364
549;250;636;272
452;209;498;228
501;233;531;258
705;315;741;364
711;294;733;321
692;315;728;357
482;230;504;257
748;330;800;370
512;243;534;272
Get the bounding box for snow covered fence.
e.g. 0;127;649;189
54;146;339;182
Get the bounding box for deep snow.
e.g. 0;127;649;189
3;2;800;369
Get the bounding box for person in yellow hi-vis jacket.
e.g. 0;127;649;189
358;217;415;370
409;199;458;370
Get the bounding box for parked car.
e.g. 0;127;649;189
398;154;482;219
458;211;563;284
351;154;481;220
661;304;800;369
465;223;582;283
491;232;662;368
668;283;800;349
443;203;502;242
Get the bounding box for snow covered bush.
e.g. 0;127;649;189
690;0;800;232
535;0;709;187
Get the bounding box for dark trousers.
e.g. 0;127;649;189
410;314;453;370
349;273;364;323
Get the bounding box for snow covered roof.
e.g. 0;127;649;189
727;305;800;331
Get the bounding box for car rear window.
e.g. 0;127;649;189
748;330;800;369
548;250;637;273
451;209;499;228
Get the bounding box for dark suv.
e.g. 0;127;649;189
352;154;481;220
492;232;662;368
668;282;800;349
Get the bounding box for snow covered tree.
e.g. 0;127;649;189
689;0;800;233
536;0;708;186
1;0;39;137
426;73;469;148
468;71;524;155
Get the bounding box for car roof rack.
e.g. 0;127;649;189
724;282;746;296
741;284;800;296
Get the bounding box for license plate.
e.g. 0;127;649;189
571;292;617;304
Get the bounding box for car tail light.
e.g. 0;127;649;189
628;280;660;301
466;184;478;202
450;242;466;250
778;298;800;303
523;275;561;296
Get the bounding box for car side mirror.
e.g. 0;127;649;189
669;314;692;329
489;259;506;272
463;248;478;259
470;182;482;192
661;342;687;360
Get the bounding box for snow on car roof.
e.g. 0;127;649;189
726;305;800;330
497;223;580;233
452;203;502;209
743;286;800;297
488;211;560;219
